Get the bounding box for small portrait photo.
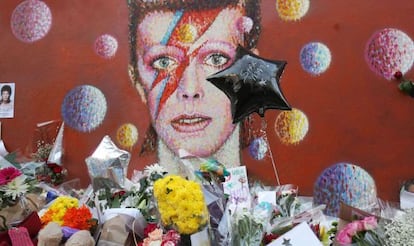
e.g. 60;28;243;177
0;82;15;118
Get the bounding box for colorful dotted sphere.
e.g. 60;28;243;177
365;28;414;80
249;137;268;160
276;0;310;21
94;34;118;59
274;108;309;145
313;163;377;217
61;85;107;132
11;0;52;43
116;123;139;149
300;42;332;75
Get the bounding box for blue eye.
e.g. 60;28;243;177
205;53;230;67
152;56;178;71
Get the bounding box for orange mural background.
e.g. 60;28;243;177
0;0;413;202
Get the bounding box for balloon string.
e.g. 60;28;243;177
261;118;281;186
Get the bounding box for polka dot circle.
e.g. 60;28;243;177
248;137;268;160
177;24;198;43
365;28;414;80
116;123;139;149
61;85;107;132
274;108;309;145
313;163;377;217
276;0;310;21
94;34;118;59
11;0;52;43
300;42;332;75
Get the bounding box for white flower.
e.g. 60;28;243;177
121;195;140;208
384;208;414;245
144;164;166;177
0;175;29;200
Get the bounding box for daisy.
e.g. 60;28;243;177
144;164;167;177
0;175;29;200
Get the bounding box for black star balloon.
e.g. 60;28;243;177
207;45;291;124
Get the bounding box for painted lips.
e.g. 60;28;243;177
171;114;211;133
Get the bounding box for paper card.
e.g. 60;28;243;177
266;221;322;246
222;166;251;211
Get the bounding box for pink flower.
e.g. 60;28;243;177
162;230;180;245
361;216;377;231
142;229;163;246
336;228;353;244
336;221;361;244
0;167;22;185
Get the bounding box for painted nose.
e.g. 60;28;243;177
177;61;204;100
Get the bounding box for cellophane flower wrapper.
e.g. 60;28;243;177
197;161;231;246
229;202;273;246
25;120;68;186
179;150;231;245
88;163;168;245
0;165;43;229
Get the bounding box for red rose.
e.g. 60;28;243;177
47;163;63;173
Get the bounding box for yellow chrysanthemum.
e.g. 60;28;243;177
41;196;79;225
154;175;208;235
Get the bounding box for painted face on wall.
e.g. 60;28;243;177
136;7;250;157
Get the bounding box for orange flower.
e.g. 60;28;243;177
62;205;93;230
40;209;54;225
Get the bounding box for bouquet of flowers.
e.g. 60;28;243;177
30;120;67;186
335;216;384;245
138;227;180;246
153;174;209;236
0;166;37;209
39;195;96;242
230;202;273;246
92;163;167;223
40;196;92;228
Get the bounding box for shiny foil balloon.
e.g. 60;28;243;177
207;45;291;123
61;85;107;132
313;162;377;217
276;0;310;21
274;108;309;145
365;28;414;80
249;137;268;160
116;123;139;149
11;0;52;43
300;42;332;75
94;34;118;59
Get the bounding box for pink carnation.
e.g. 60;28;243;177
361;216;377;231
0;167;22;185
336;221;361;244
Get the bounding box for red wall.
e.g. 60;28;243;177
0;0;413;202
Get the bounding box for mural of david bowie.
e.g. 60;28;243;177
127;0;262;174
